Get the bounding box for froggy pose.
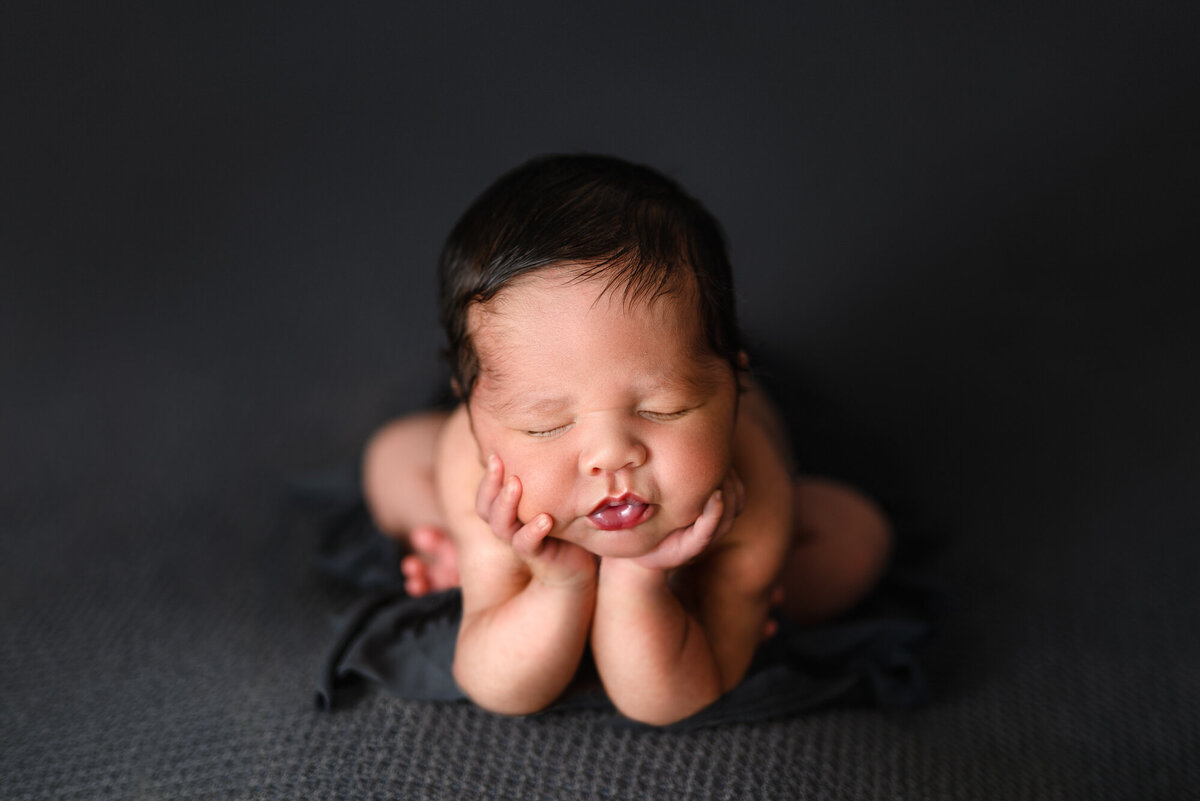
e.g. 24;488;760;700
363;155;892;725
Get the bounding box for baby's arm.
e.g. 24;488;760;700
437;407;597;715
589;484;739;725
590;401;794;725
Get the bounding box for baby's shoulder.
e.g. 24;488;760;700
733;383;794;472
697;388;796;592
436;403;474;462
434;404;486;524
732;388;795;504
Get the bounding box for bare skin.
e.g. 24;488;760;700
363;412;892;626
362;411;459;595
362;270;892;724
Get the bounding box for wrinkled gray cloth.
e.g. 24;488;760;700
297;466;939;729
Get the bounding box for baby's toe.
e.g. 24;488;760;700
429;557;460;590
410;525;441;554
407;526;460;592
400;554;432;596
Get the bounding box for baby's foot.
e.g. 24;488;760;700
761;586;785;641
400;525;461;596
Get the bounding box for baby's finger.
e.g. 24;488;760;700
510;514;553;560
730;471;746;517
628;491;723;570
474;454;505;520
719;468;744;519
668;489;724;566
713;484;740;542
690;489;726;548
489;475;523;542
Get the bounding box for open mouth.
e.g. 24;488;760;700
587;495;653;530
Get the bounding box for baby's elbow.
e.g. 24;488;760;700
608;679;722;727
611;694;716;727
452;661;556;718
467;692;547;719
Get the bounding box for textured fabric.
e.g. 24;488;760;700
5;2;1200;798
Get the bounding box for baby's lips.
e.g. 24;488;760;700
587;497;652;530
587;492;649;515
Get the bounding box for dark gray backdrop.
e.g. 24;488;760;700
3;3;1198;799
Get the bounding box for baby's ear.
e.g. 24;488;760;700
450;377;463;400
737;351;750;370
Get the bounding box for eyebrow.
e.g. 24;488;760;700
483;394;573;419
651;365;724;397
477;354;729;416
487;373;722;418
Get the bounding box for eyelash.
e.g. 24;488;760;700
525;424;572;438
639;409;689;422
524;409;689;437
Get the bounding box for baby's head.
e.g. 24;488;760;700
438;155;745;556
438;154;741;401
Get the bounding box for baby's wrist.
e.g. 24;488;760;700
598;556;669;591
526;552;598;593
530;566;597;593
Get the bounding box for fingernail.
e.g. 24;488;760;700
536;515;551;531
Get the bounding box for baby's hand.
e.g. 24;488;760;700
628;469;745;572
475;455;597;587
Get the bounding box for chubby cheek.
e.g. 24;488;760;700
663;433;732;521
498;447;575;524
476;431;572;523
512;462;571;523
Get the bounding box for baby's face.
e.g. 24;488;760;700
466;266;738;559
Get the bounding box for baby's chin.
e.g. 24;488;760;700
552;512;691;560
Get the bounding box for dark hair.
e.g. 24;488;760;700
438;154;741;398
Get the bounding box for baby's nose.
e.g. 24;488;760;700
580;424;647;475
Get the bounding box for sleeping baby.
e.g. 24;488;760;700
360;154;892;725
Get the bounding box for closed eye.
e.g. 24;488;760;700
524;423;573;438
639;409;690;422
